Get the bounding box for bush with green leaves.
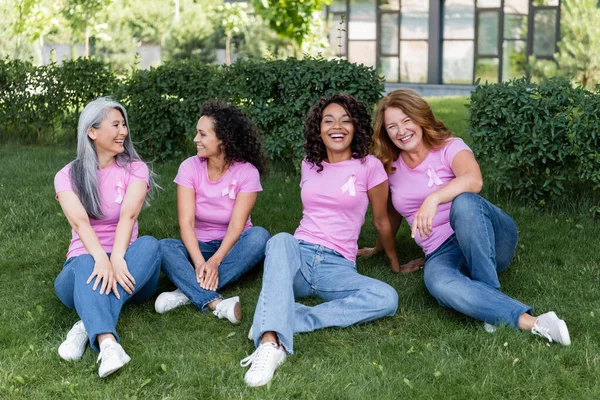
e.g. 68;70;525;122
0;58;118;144
225;56;384;164
469;77;600;209
118;60;221;162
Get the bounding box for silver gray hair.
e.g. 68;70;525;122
70;97;158;219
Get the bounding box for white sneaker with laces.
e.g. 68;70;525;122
240;342;286;387
531;311;571;345
213;296;242;324
155;289;191;314
58;320;88;361
97;340;131;378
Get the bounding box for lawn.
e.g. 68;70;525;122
1;97;599;399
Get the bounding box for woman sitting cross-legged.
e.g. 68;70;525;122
240;94;411;387
54;97;162;378
363;89;570;344
156;102;270;324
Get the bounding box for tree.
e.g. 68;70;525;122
10;0;57;58
62;0;111;57
218;2;249;65
251;0;330;56
555;0;600;88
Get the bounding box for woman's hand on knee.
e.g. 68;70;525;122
196;258;220;291
86;256;115;296
111;255;136;298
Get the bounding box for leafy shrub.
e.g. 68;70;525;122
0;58;118;144
224;56;384;164
469;77;600;207
118;60;221;161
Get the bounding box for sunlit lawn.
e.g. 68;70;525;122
1;98;599;399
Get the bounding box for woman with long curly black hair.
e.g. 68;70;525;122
156;102;270;324
240;94;411;387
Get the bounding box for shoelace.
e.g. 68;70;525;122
532;322;553;342
240;343;278;369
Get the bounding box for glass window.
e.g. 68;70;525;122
530;59;558;83
443;0;475;40
477;0;500;7
504;14;527;39
400;41;428;82
379;0;399;11
330;0;347;13
329;14;347;56
504;0;528;14
379;56;399;82
380;13;399;55
502;40;527;80
533;9;557;56
401;0;429;40
477;11;499;55
442;40;474;84
533;0;558;6
348;41;376;67
475;58;499;83
349;0;376;40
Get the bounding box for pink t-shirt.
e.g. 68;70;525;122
294;155;388;262
388;137;472;255
174;156;262;242
54;161;150;259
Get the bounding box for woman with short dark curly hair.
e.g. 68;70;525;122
156;102;270;324
240;94;415;387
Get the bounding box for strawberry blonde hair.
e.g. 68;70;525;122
373;89;453;173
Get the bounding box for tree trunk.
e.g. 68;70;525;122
226;32;232;66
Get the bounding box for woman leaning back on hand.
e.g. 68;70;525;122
365;89;570;345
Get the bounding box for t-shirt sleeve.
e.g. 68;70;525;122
299;159;310;188
366;156;388;190
173;157;197;190
238;163;262;193
54;164;73;200
442;138;472;169
128;161;150;191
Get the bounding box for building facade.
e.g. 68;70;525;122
327;0;561;85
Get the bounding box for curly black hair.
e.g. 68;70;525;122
304;93;372;172
200;101;268;176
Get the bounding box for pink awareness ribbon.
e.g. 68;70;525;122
115;181;124;204
427;165;443;187
341;174;357;196
221;179;238;200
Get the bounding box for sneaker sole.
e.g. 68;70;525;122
233;300;242;323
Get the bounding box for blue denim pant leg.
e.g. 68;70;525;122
450;193;520;287
159;226;270;311
54;235;162;351
294;242;398;333
424;235;531;329
251;233;399;355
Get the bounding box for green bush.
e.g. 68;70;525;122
0;56;384;165
469;77;600;207
118;60;221;161
0;58;118;144
225;56;384;164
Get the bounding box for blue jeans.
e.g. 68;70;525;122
54;236;162;351
251;233;399;354
423;193;531;329
159;226;270;311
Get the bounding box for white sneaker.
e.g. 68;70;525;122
155;289;191;314
483;322;497;333
248;325;254;341
97;340;131;378
240;342;286;387
212;296;242;324
531;311;571;345
58;320;88;361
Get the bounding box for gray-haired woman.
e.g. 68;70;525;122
53;97;162;378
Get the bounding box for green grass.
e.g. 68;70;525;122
1;98;600;399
